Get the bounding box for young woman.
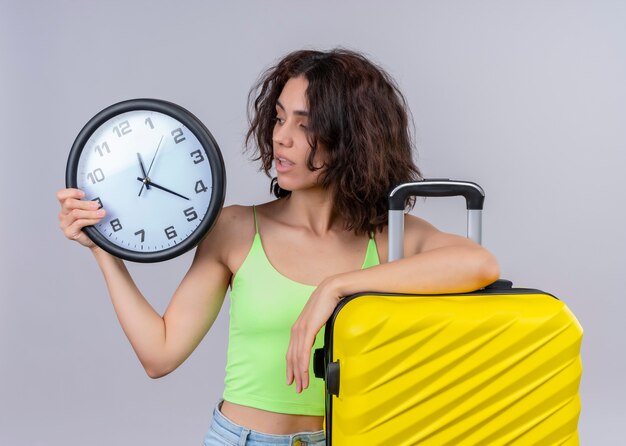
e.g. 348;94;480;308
57;49;499;446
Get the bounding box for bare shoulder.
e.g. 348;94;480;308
393;213;439;256
403;213;477;255
369;214;437;262
252;199;284;225
404;213;439;237
195;205;256;269
214;204;256;233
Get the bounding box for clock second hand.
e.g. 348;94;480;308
139;135;164;196
137;177;190;201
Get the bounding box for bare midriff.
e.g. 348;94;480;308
220;400;324;435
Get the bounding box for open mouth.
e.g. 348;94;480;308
275;156;295;168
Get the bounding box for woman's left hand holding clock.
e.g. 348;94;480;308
57;188;106;249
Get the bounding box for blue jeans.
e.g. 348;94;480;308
203;401;326;446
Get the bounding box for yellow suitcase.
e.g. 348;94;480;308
314;180;583;445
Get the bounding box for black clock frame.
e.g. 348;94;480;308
66;98;226;263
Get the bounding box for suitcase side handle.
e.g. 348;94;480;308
388;179;485;261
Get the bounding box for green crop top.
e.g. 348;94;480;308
223;206;380;415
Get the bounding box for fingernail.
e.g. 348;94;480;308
97;210;105;217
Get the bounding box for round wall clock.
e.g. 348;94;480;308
66;98;226;263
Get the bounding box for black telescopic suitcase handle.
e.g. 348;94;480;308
388;180;485;211
388;179;485;261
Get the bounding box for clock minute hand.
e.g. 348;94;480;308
136;177;190;200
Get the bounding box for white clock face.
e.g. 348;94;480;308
76;110;214;254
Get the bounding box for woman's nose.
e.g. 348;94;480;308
272;121;293;147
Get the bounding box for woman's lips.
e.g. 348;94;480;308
275;156;295;172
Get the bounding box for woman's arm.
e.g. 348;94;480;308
335;224;499;296
93;236;230;378
58;188;234;378
286;216;500;393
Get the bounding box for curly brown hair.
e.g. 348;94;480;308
246;48;421;235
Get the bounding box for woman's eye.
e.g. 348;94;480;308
275;116;285;125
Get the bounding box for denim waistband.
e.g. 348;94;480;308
209;400;325;445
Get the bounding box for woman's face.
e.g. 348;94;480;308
272;76;326;192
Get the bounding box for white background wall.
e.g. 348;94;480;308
1;0;624;444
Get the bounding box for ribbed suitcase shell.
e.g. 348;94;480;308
317;180;583;445
323;289;583;445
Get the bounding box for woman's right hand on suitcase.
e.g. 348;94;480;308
57;188;106;249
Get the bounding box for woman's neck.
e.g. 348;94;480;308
279;187;338;236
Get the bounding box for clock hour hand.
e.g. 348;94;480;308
137;153;150;194
136;177;190;200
